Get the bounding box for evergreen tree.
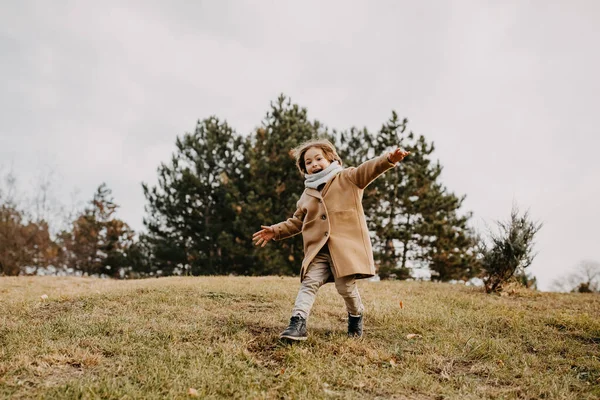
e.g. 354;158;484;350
342;112;478;281
122;237;154;278
422;191;479;281
138;98;477;281
365;114;410;279
142;117;246;275
337;127;373;168
480;207;542;292
243;95;326;275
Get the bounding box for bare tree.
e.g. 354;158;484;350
0;167;64;275
552;260;600;293
0;166;19;207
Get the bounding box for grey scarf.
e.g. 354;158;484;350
304;161;343;189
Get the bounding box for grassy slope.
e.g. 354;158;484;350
0;276;598;400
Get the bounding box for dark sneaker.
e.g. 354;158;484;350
348;314;363;338
279;315;308;341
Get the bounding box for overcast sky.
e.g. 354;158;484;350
1;1;598;290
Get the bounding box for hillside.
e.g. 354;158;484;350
0;276;598;399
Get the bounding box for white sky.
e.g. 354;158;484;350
1;1;598;290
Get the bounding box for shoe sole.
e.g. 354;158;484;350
279;335;308;341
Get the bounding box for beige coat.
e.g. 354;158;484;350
272;154;396;282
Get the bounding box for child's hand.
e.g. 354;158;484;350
388;148;410;164
252;225;275;247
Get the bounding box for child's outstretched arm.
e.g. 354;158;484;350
252;226;276;248
252;206;305;247
347;148;410;189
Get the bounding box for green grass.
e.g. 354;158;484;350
0;276;599;399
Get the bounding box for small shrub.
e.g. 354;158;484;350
479;207;542;293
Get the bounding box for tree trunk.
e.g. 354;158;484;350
401;214;411;269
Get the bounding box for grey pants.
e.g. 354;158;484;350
291;249;364;319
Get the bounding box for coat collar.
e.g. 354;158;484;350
304;173;339;199
305;188;321;199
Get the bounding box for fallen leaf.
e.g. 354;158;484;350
399;301;404;309
406;334;422;340
188;388;199;397
389;358;397;367
275;367;285;377
40;294;48;300
496;360;505;367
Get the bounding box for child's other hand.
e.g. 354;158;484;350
252;225;275;247
388;148;410;164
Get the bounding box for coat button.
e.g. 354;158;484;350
321;214;327;220
324;232;329;237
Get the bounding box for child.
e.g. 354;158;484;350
252;139;409;340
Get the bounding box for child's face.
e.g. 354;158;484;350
304;147;331;175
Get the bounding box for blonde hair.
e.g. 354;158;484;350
291;139;342;177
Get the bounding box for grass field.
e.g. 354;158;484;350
0;276;599;399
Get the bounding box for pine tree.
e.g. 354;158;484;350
138;99;477;281
422;193;479;281
337;127;374;167
243;95;326;275
349;112;478;281
364;113;413;279
142;117;247;276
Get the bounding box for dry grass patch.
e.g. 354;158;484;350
0;276;599;399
